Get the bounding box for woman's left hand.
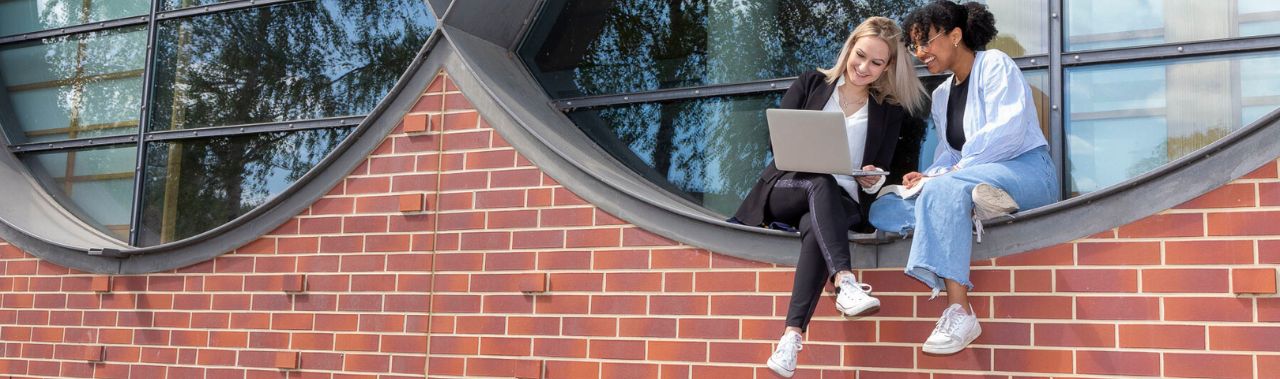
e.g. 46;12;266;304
856;165;882;188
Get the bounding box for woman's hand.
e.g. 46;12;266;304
855;165;882;188
902;171;924;189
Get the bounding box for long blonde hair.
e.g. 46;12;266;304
819;17;927;115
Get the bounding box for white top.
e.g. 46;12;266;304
822;77;885;201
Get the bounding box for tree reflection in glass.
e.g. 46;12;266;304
0;0;149;36
148;0;435;131
138;128;351;246
522;0;924;99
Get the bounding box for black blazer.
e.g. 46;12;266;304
733;70;909;231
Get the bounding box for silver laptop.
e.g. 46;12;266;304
765;108;887;176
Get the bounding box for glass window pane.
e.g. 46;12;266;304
0;26;146;143
1065;51;1280;196
974;0;1048;57
147;0;436;131
1066;0;1280;52
0;0;148;36
520;0;926;99
567;94;781;216
20;145;137;241
138;128;352;246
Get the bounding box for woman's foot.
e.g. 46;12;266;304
767;331;803;377
971;183;1019;220
923;303;981;355
835;275;880;317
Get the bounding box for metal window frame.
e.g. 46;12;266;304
0;0;309;46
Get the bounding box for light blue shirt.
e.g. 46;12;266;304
924;49;1047;176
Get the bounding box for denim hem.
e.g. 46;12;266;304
905;264;975;291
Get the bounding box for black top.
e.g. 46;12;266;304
946;76;970;151
732;70;910;231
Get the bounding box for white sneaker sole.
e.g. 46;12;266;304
767;357;795;378
835;298;881;317
922;324;982;355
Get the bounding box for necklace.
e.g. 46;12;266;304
838;86;867;115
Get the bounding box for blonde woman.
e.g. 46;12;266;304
729;17;925;378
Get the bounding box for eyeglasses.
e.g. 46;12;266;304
907;32;945;53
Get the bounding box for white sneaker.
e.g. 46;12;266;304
834;275;880;317
971;183;1019;221
923;303;981;355
767;331;802;378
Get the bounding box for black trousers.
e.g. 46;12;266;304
767;172;862;332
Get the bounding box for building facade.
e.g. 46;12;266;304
0;0;1278;377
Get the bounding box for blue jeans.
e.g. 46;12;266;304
869;146;1059;292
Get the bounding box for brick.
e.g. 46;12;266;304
993;296;1072;319
516;360;545;379
480;336;532;356
677;319;738;339
994;348;1072;373
619;318;677;338
563;317;616;337
491;168;542;188
708;295;772;317
707;341;770;364
460;231;510;251
1055;269;1137;292
1076;296;1160;320
710;253;771;269
1232;268;1277;294
274;351;299;369
621;227;679;247
398;193;425;212
539;207;595;227
344;353;390;373
694;272;756;292
650;295;708;315
443;111;479;131
90;276;112;292
1262;240;1280;264
1209;211;1280;236
534;338;588;358
1209;326;1280;352
1118;213;1204;237
402;113;428;132
877;320;934;343
844;345;913;369
1166;240;1255;265
1263;182;1280;206
534;295;589;314
994;244;1073;266
969;269;1011;292
1013;269;1052;292
1164;297;1252;322
600;362;657;379
566;228;620;248
591;295;647;315
1033;324;1114;347
974;321;1031;346
593;250;649;270
487;209;538;229
545;360;600;378
1165;353;1254;379
513;230;565;250
589;339;645;360
652;249;710;269
548;273;603;292
1142;268;1229;293
917;347;992;371
1176;183;1256;209
1260;298;1280;322
508;316;560;336
1077;350;1159;377
1077;242;1161;265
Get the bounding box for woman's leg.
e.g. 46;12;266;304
768;173;861;332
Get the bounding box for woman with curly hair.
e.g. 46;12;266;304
870;0;1059;355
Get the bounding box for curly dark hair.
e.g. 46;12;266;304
902;0;997;51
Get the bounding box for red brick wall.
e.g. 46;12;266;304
1;70;1278;378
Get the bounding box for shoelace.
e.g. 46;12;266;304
840;278;873;296
774;335;802;364
932;307;963;338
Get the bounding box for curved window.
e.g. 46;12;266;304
522;0;1280;218
1;0;435;246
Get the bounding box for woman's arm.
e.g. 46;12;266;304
952;51;1042;169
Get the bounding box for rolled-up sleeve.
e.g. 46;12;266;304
953;54;1033;169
